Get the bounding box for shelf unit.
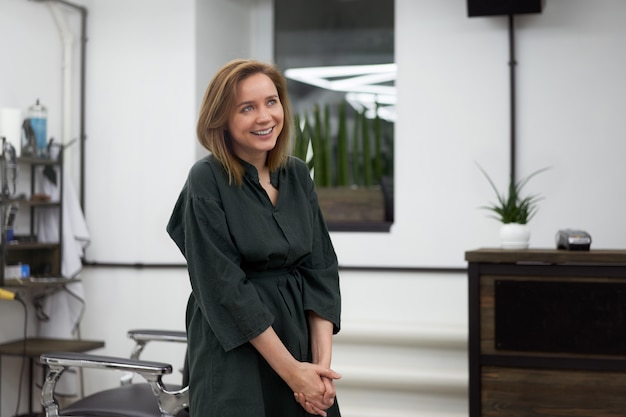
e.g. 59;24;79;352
1;150;63;286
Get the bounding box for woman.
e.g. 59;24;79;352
167;59;342;417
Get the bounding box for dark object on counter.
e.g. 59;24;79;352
21;118;37;157
14;234;37;243
43;138;59;185
556;229;592;251
31;193;51;202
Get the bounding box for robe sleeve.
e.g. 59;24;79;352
167;160;274;351
293;159;342;334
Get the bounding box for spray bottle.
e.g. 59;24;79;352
27;99;48;157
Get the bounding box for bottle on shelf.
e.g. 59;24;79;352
22;99;48;158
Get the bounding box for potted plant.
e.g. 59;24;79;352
477;164;549;249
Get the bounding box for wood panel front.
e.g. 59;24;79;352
480;274;626;359
482;366;626;417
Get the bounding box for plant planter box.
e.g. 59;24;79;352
316;186;385;223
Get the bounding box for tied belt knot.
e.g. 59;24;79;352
244;267;297;279
244;267;304;294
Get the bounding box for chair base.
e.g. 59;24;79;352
61;383;184;417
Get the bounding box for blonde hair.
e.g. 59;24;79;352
196;59;293;186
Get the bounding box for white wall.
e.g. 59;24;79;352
1;0;626;416
84;0;197;264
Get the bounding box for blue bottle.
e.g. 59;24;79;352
28;99;47;158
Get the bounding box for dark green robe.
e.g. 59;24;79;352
167;155;341;417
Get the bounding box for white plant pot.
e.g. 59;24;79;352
500;223;530;249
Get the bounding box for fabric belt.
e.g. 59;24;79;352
244;267;296;278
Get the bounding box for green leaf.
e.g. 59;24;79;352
477;163;550;224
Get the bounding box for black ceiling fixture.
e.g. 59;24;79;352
467;0;545;184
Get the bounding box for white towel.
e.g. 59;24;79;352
35;164;90;278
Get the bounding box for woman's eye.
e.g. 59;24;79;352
268;99;277;106
242;105;253;112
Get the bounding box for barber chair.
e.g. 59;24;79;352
40;329;188;417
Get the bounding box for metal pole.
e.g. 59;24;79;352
508;14;517;184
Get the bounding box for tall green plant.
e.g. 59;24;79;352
336;101;350;186
373;103;383;181
292;114;310;163
361;110;373;187
294;100;393;188
322;103;333;186
351;108;361;186
311;106;326;186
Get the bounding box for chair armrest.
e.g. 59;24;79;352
127;329;187;361
122;329;187;386
127;329;187;345
41;352;174;417
41;351;173;375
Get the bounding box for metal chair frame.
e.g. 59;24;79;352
40;329;188;417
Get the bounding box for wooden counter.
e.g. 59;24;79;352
466;248;626;417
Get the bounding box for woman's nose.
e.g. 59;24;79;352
257;107;272;122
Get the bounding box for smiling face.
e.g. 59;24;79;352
227;72;285;165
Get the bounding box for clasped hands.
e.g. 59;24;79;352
291;363;341;416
